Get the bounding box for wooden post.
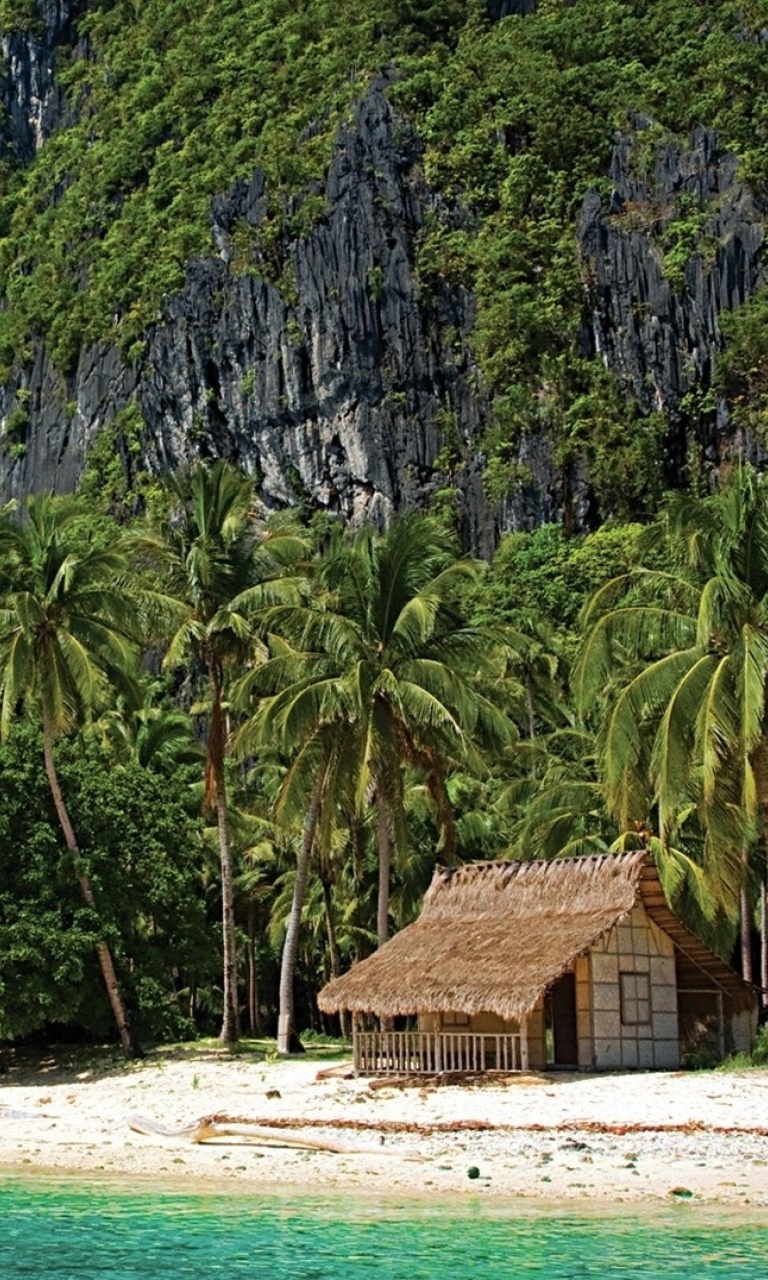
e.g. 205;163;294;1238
717;992;725;1061
520;1015;529;1071
352;1014;360;1075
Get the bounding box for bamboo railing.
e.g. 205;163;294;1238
353;1029;526;1075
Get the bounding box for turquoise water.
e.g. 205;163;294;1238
1;1180;766;1279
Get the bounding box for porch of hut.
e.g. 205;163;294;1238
351;1008;535;1076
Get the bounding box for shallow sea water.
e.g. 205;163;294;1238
1;1179;766;1280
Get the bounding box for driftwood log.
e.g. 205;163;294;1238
128;1115;347;1152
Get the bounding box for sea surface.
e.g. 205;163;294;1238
1;1178;766;1279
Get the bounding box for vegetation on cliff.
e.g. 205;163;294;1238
0;1;767;517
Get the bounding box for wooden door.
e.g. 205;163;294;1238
551;971;578;1066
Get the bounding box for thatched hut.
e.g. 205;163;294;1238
318;852;757;1075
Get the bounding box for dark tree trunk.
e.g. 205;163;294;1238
762;882;768;1009
43;723;141;1057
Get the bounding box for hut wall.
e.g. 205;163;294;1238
731;1006;757;1055
525;1000;546;1070
574;954;594;1069
589;904;679;1070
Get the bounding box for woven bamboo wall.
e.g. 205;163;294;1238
588;904;678;1070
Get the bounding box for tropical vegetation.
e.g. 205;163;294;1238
0;458;765;1056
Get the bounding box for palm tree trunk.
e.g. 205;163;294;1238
208;665;240;1046
375;789;391;948
246;899;261;1035
277;780;322;1054
741;845;753;983
320;866;349;1038
215;777;240;1044
753;744;768;1006
762;882;768;1010
42;724;140;1057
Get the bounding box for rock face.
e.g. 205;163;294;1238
0;79;492;545
488;0;538;17
1;8;767;547
139;83;484;539
579;124;766;482
0;1;81;162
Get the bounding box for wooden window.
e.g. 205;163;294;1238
444;1010;470;1027
620;971;651;1025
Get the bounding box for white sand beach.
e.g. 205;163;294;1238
1;1050;767;1205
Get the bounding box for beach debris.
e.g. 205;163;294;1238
467;1166;480;1179
128;1114;346;1152
128;1113;424;1161
314;1063;355;1081
265;1089;281;1100
668;1187;694;1198
164;1113;768;1140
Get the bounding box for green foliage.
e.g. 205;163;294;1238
3;395;29;438
474;520;650;651
715;283;768;440
0;1;36;32
576;467;768;916
78;401;158;519
0;725;210;1042
0;1;765;517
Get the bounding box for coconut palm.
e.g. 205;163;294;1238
499;727;614;861
0;493;142;1054
235;513;512;1050
131;460;305;1044
575;466;768;984
93;690;204;773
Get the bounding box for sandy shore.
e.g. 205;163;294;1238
1;1048;767;1205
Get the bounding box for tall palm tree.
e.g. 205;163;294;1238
575;467;768;985
131;460;305;1044
235;513;512;1051
0;494;141;1054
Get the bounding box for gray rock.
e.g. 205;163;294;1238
0;1;82;163
1;14;766;549
488;1;538;17
579;123;766;487
0;81;491;545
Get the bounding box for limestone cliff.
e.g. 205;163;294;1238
0;1;766;549
579;123;766;487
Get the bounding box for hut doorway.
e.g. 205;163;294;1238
546;972;578;1067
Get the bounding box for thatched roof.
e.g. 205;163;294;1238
318;852;754;1019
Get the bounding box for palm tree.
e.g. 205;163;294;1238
235;513;512;1051
0;494;142;1054
131;460;305;1044
575;467;768;986
499;727;614;861
93;690;204;773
